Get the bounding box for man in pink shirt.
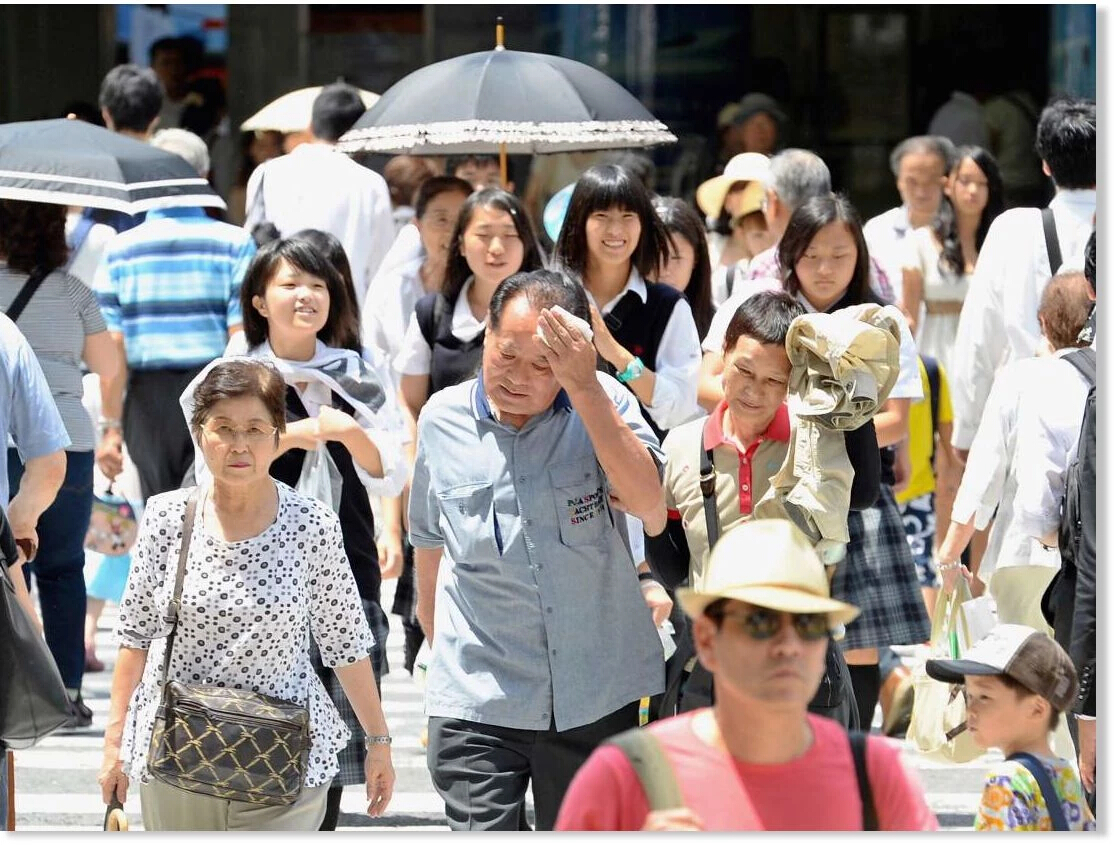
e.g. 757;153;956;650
555;520;938;831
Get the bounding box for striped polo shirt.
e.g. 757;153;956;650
661;400;791;589
93;207;255;370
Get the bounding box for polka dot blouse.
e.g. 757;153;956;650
114;481;376;788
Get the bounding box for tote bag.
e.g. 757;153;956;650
907;580;984;764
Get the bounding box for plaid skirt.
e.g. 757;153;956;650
832;484;932;650
309;597;391;788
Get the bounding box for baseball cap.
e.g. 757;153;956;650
926;624;1079;713
677;520;860;628
695;152;770;219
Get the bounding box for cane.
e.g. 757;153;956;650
103;796;128;832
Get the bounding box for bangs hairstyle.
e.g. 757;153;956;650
933;146;1005;277
189;359;287;438
779;193;872;307
553;164;670;281
444;188;544;304
653;197;714;339
722;290;805;353
415;176;473;219
240;237;362;353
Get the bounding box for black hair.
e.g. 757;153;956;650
722;290;805;353
310;83;367;143
553;164;671;283
446;154;499;176
488;269;591;332
414;176;473;219
443;188;544;304
289;229;355;296
240;237;362;353
779;193;872;308
1036;97;1096;189
1084;229;1096;295
653;197;714;338
98;64;162;133
933;146;1006;277
148;36;185;64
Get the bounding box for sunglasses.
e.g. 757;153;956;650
712;607;831;641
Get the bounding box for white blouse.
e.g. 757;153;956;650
393;277;487;377
115;482;376;788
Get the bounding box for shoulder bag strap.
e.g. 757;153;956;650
848;730;878;831
1041;207;1062;276
5;268;50;324
1008;752;1070;831
699;420;720;550
1063;347;1097;388
158;488;201;695
607;728;685;811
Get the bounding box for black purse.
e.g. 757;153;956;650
0;532;71;749
145;488;312;806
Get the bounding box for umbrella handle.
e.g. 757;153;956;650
495;16;505;49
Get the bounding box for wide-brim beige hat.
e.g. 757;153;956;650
677;520;861;628
695;152;770;219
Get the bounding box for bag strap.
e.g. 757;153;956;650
698;419;720;550
65;216;96;272
1063;347;1097;389
158;488;201;696
607;728;685;811
848;730;878;831
1041;207;1062;276
5;268;49;324
1008;753;1070;831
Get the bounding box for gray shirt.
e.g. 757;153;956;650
409;371;665;732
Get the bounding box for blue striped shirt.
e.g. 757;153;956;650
93;208;255;370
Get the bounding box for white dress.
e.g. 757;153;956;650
115;481;376;788
901;227;971;375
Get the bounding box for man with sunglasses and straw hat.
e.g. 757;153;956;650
556;519;937;831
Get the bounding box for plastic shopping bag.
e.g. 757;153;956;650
907;579;984;764
296;443;343;514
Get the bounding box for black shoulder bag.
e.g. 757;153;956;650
146;489;312;806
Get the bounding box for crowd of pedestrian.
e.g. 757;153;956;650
0;56;1097;834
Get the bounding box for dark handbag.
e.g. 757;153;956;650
145;489;311;806
0;534;72;748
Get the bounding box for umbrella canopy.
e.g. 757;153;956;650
0;119;225;215
241;86;380;134
336;49;676;155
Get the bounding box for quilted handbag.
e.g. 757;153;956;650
145;489;310;806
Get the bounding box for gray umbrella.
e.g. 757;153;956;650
336;48;676;156
0;119;226;215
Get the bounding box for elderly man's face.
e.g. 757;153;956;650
693;599;829;709
896;152;948;220
721;335;791;435
482;293;561;424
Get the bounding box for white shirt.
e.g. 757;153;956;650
394;277;487;377
1011;350;1092;541
595;268;703;432
64;212;116;288
701;276;784;354
949;189;1096;449
951;356;1057;578
244;143;395;308
362;253;426;369
927;91;990;148
864;206;914;305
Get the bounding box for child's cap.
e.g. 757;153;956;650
926;624;1078;713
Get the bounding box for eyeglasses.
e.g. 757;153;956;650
202;422;278;445
712;607;831;641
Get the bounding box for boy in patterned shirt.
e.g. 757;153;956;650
927;624;1095;831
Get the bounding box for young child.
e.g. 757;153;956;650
926;624;1095;831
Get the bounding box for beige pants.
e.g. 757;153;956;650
140;780;329;831
990;566;1078;764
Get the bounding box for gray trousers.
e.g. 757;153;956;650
140;780;329;831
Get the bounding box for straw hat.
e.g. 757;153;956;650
695;152;770;219
677;520;860;628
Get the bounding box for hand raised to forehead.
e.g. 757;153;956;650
536;307;599;394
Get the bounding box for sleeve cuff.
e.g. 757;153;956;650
353;429;408;499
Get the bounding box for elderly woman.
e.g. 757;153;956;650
97;359;394;831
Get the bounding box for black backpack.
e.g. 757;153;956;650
1056;348;1096;574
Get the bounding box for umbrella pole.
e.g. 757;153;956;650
496;18;508;190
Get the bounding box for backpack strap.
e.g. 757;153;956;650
1041;207;1062;276
848;730;878;831
698;419;720;550
607;727;685;811
5;268;50;324
922;355;942;436
1008;753;1070;831
1063;347;1096;389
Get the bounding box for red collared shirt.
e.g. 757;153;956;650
700;399;791;515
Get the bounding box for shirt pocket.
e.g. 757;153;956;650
437;482;502;561
549;458;611;548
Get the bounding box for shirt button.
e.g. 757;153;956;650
741;484;749;492
546;607;553;614
551;649;557;656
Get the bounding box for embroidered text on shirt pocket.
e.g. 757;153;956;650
550;459;611;548
437;482;502;560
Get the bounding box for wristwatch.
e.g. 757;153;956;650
616;357;645;384
364;734;392;747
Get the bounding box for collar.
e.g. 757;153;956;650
1049;188;1098;211
145;206;209;222
471;370;572;422
598;266;648;314
703;399;790;451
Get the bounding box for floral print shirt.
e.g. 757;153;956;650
975;755;1096;831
